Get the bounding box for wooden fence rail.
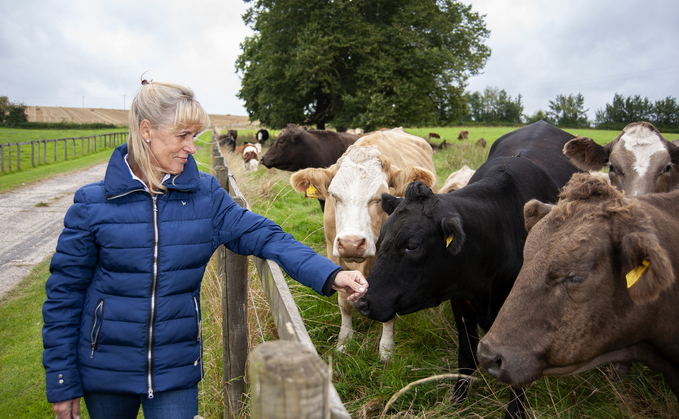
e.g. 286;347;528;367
210;132;351;419
0;132;127;174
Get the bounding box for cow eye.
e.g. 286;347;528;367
405;242;420;253
608;164;616;174
663;164;672;174
561;276;584;285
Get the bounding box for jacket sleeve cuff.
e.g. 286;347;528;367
322;268;343;297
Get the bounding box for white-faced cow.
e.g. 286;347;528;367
357;121;582;418
478;174;679;402
290;128;438;361
564;121;679;196
260;124;358;172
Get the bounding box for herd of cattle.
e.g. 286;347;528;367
219;121;679;417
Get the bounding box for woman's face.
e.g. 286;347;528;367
143;121;199;175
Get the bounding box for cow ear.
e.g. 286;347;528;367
668;140;679;165
389;166;437;196
563;137;609;171
290;165;337;200
524;199;554;233
381;193;402;215
621;231;675;304
441;216;465;255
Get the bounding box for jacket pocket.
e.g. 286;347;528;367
193;296;201;344
90;299;104;358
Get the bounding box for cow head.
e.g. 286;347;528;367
290;146;436;273
260;124;307;171
357;181;466;322
564;121;679;196
478;174;677;388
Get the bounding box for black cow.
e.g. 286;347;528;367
218;134;236;152
256;128;270;145
357;122;582;419
260;124;357;172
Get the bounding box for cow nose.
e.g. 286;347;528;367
337;236;367;257
356;298;370;316
477;340;504;379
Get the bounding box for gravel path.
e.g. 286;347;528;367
0;162;108;299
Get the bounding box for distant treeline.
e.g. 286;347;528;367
1;121;121;130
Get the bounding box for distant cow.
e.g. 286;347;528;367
457;130;469;140
256;129;270;145
476;137;487;148
428;132;441;140
478;174;679;401
291;128;437;361
564;121;679;196
218;134;236;152
357;121;582;418
238;143;261;172
227;129;238;142
439;165;475;193
260;124;357;172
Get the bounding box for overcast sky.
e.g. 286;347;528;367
1;0;678;122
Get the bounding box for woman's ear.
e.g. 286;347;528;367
140;119;152;141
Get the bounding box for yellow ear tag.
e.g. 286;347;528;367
446;235;453;248
626;260;650;288
305;185;319;199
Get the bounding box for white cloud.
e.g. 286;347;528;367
1;0;677;122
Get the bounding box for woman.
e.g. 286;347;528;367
43;80;368;419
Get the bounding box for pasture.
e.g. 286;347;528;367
197;126;678;418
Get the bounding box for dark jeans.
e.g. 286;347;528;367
83;385;198;419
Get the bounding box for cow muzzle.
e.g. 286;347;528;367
477;339;542;388
336;236;368;261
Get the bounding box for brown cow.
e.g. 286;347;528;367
428;132;441;140
478;174;679;399
564;121;679;196
476;137;487;148
457;130;469;140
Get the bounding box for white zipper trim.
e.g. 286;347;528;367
147;194;159;399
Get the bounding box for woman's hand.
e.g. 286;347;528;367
53;398;80;419
332;270;368;302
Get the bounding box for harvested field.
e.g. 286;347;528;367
25;106;258;129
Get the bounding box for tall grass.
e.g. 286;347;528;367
196;128;679;418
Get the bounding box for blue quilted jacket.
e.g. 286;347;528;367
42;144;340;403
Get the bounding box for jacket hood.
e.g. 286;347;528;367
104;144;202;198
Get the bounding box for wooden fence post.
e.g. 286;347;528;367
16;143;20;170
1;144;4;173
249;341;331;419
31;141;35;167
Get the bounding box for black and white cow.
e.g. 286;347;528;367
357;121;582;419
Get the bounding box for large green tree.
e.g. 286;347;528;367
236;0;490;130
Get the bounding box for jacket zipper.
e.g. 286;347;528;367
90;299;104;358
193;296;201;344
146;194;159;399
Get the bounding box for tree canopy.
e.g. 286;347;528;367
547;93;589;128
463;86;523;124
236;0;490;131
595;93;679;130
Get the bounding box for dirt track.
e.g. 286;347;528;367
0;162;108;300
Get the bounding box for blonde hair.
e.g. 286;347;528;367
128;81;210;194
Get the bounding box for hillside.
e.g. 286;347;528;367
25;106;258;128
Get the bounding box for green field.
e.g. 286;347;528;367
195;127;678;419
3;125;677;419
